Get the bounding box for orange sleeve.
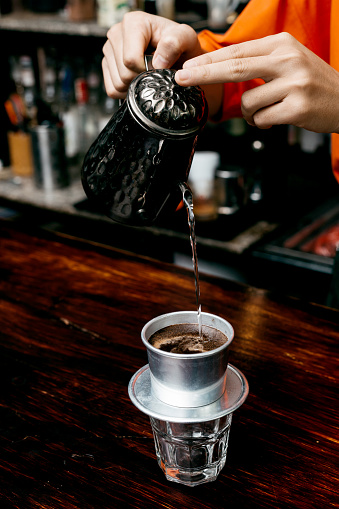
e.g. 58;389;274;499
198;0;331;121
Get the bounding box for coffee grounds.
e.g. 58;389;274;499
148;323;227;354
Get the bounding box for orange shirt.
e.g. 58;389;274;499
198;0;339;183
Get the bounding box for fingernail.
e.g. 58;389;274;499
152;54;170;69
176;69;192;82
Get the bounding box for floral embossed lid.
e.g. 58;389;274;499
127;68;208;138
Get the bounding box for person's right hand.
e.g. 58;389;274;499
102;11;203;100
175;32;339;134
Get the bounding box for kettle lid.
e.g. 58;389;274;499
127;68;208;138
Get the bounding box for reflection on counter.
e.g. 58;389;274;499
301;223;339;258
259;198;339;266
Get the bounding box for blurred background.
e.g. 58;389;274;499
1;0;338;307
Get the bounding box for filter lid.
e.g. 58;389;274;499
128;363;249;423
127;69;208;138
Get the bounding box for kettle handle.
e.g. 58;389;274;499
144;54;154;71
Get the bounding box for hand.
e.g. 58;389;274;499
175;32;339;134
102;11;202;100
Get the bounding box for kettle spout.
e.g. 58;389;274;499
178;181;193;202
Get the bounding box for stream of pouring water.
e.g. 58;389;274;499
179;182;203;338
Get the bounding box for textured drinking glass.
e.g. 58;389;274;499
150;414;233;487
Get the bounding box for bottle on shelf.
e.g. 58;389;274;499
40;53;58;117
96;0;130;27
19;55;38;125
5;55;35;178
58;63;80;162
86;66;102;144
66;0;96;21
74;75;90;158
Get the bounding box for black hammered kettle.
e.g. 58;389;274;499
81;66;208;226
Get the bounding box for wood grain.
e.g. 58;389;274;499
0;220;338;509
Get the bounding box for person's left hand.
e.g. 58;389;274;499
102;12;202;100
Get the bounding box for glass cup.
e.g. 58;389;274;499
207;0;238;29
188;151;220;222
155;0;175;20
150;414;233;487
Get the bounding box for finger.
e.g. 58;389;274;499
249;92;307;130
102;57;114;96
102;57;126;99
176;55;273;86
116;12;175;71
241;78;287;124
114;33;141;90
102;39;119;94
176;33;302;85
183;33;292;68
102;40;131;97
121;12;152;72
105;20;142;90
252;101;292;129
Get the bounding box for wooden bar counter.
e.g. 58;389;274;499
0;219;338;509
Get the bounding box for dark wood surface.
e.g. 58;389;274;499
0;219;338;509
